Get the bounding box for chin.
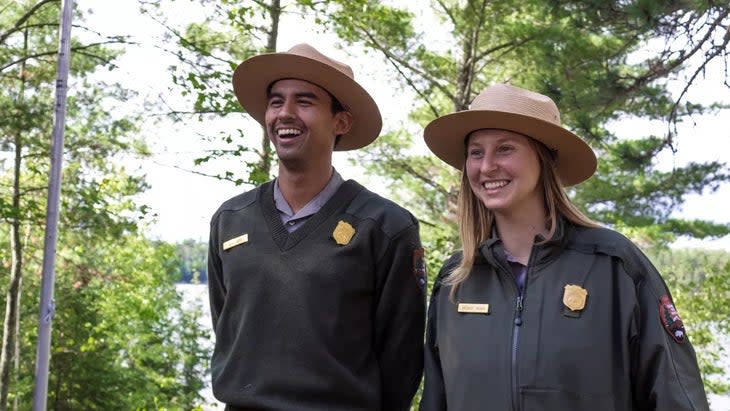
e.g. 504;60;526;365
482;200;511;213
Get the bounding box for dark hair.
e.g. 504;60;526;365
329;93;347;148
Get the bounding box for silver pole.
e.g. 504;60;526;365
32;0;74;409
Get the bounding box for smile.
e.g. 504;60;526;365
276;128;302;137
483;180;508;190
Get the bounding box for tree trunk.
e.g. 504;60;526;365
256;0;281;179
10;272;21;411
454;0;487;112
0;27;29;411
0;108;25;411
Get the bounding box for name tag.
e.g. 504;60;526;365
223;234;248;251
457;303;490;314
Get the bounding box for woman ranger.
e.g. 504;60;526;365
419;84;709;411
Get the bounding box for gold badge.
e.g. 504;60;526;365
563;284;588;311
223;233;248;251
457;303;490;314
332;221;355;245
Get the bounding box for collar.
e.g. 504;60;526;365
479;216;568;267
273;168;344;219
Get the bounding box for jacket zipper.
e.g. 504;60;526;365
511;293;524;411
510;247;536;411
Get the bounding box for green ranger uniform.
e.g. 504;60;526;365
421;218;709;411
209;180;426;411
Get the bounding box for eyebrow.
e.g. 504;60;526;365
468;136;519;145
267;91;320;100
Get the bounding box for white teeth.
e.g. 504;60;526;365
483;181;508;190
277;128;301;137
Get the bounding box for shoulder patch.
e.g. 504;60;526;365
659;294;686;344
412;247;427;292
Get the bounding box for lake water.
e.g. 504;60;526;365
177;283;224;411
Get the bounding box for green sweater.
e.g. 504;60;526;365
208;180;425;410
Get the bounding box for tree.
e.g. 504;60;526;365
650;248;730;393
9;235;210;410
1;1;208;408
140;0;308;186
0;0;130;406
306;0;730;254
176;239;208;283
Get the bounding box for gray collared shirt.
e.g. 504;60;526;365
273;169;344;232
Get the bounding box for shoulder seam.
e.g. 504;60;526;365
210;185;263;225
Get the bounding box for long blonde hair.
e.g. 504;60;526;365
444;136;599;298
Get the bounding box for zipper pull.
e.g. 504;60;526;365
514;295;523;326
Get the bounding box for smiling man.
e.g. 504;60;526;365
207;44;426;411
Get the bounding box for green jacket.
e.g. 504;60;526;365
421;220;709;411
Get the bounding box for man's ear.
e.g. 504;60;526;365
333;111;353;136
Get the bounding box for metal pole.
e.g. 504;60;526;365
32;0;74;409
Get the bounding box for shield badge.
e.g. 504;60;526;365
563;284;588;311
332;220;355;245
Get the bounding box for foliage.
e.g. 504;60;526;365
0;231;208;409
7;235;209;410
1;1;147;235
304;0;730;267
176;239;209;284
578;138;729;242
1;1;209;408
649;247;730;394
139;0;315;186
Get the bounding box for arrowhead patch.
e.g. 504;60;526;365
659;294;686;344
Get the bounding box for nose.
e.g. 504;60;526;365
479;152;498;173
276;99;296;120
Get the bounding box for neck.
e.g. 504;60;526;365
277;164;333;214
494;208;549;265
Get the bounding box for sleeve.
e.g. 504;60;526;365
207;215;226;330
630;250;710;411
373;219;426;411
418;255;461;411
419;270;447;411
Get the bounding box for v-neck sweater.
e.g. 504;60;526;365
208;179;425;411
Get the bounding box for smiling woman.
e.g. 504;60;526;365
464;130;544;225
420;83;711;411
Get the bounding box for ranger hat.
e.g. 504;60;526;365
423;84;597;186
232;43;382;151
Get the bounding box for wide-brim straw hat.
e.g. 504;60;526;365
423;84;597;186
232;43;382;151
